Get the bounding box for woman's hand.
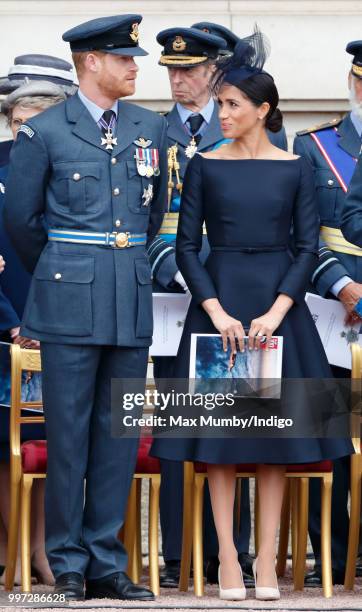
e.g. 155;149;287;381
248;311;284;350
248;294;294;350
202;298;245;355
0;255;5;274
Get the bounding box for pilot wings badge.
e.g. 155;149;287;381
134;138;153;148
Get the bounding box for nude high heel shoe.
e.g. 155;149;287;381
218;564;247;601
252;558;280;600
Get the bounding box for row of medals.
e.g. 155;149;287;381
135;134;198;178
136;161;160;177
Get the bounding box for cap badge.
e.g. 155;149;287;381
202;28;210;33
173;36;187;52
130;23;139;43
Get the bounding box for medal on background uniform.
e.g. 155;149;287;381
101;128;117;150
152;148;160;176
135;148;147;176
185;136;198;159
142;184;153;206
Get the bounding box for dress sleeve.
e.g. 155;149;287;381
176;154;217;304
277;157;319;304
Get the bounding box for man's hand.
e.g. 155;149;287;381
0;255;5;274
174;270;189;292
10;327;39;348
13;335;40;349
338;281;362;325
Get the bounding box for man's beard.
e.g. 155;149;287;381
349;82;362;121
98;73;133;99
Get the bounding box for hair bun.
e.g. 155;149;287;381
266;107;283;133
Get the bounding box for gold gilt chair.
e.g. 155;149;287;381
5;345;45;593
180;459;334;598
123;436;161;596
344;342;362;590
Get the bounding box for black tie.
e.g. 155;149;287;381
98;110;116;136
188;113;204;145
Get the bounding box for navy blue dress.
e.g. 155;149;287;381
151;154;353;464
0;163;45;461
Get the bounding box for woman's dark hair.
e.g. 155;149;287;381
221;72;283;133
211;29;283;132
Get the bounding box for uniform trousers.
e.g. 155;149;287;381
40;342;148;579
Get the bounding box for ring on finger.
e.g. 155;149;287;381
257;331;264;337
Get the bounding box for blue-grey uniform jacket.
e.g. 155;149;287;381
4;94;168;346
341;152;362;247
148;102;288;291
294;113;362;296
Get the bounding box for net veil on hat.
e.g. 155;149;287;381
213;26;271;90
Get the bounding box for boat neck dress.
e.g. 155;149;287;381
151;153;353;464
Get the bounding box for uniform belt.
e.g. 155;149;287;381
159;212;207;235
48;229;147;248
211;245;288;253
320;226;362;257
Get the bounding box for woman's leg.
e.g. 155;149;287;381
0;462;53;585
0;461;21;584
31;480;54;585
256;464;286;586
207;464;243;589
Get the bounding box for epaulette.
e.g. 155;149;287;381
296;117;342;137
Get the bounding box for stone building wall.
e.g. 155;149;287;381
1;0;361;145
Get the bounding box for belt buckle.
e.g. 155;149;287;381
114;232;129;248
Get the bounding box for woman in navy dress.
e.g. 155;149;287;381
151;31;353;601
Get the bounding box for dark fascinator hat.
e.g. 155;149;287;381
212;25;271;91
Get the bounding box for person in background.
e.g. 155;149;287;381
0;54;76;586
0;53;76;165
148;24;287;588
293;39;362;586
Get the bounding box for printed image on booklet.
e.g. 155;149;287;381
189;334;283;399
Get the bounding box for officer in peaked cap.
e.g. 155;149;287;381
294;39;362;586
4;13;167;601
346;39;362;80
192;21;240;54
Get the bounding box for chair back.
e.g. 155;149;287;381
9;345;44;472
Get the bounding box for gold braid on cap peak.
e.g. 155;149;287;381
159;55;208;65
352;64;362;77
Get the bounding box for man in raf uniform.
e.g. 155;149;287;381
294;40;362;586
4;14;167;601
148;25;287;588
